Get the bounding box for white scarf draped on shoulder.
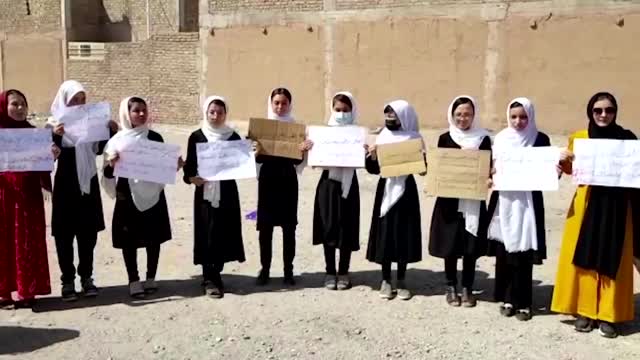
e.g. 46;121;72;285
447;95;490;237
489;97;539;253
327;91;357;199
201;95;235;208
47;80;98;195
376;100;423;218
102;97;164;212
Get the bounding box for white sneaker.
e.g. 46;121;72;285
129;281;145;298
144;278;158;294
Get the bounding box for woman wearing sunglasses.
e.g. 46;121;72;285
551;92;639;339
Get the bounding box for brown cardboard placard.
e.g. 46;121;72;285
425;147;491;201
248;118;306;160
377;138;426;177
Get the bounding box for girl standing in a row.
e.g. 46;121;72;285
312;91;361;291
487;98;549;321
103;97;175;298
183;96;246;298
0;90;60;308
365;100;423;300
429;96;491;308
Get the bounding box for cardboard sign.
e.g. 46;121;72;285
425;147;491;200
248;118;306;160
377;138;426;177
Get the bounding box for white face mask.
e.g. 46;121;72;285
333;111;353;125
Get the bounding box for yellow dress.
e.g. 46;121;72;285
550;130;635;323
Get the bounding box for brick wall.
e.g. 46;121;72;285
209;0;323;13
67;33;200;124
0;0;61;35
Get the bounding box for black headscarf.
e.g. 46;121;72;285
573;92;637;278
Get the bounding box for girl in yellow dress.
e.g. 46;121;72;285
551;92;639;338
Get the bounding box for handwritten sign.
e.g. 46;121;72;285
197;140;257;181
54;102;111;144
248;118;306;160
114;138;180;184
425;148;491;200
377;138;426;177
307;126;366;168
0;129;54;172
492;146;560;191
573;139;640;188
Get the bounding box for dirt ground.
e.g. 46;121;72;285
1;125;639;360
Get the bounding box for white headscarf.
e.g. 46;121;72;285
375;100;423;217
447;95;490;237
201;95;234;208
327;91;357;199
103;97;163;212
489;97;539;252
48;80;97;195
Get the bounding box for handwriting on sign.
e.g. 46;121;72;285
54;102;111;144
197;140;257;181
425;147;491;201
114;139;180;184
307;126;366;168
0;129;54;172
573;139;640;188
248;118;306;160
492;146;560;191
377;139;426;177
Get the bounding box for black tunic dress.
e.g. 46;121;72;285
51;134;109;237
365;157;422;264
485;132;550;265
428;133;491;259
312;170;360;251
256;154;303;231
183;130;246;265
104;130;172;249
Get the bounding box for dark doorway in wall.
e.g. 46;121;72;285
66;0;133;42
179;0;199;32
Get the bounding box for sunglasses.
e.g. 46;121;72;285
592;107;616;115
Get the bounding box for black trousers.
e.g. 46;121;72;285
122;245;161;283
54;232;98;284
382;262;407;281
202;263;224;284
444;256;476;288
259;225;296;273
494;249;533;310
323;245;352;275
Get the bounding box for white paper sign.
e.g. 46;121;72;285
0;129;54;172
54;102;111;144
197;140;257;181
573;138;640;188
114;138;180;184
492;146;560;191
307;126;366;168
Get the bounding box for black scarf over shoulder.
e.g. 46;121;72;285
572;92;637;278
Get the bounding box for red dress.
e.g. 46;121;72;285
0;90;52;300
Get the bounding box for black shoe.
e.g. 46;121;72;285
499;303;515;317
515;308;532;321
256;269;270;286
206;280;224;299
61;283;78;302
283;272;296;286
461;287;476;308
574;316;595;333
598;321;618;338
446;286;461;307
81;278;99;297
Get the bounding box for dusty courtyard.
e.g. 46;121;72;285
1;124;639;360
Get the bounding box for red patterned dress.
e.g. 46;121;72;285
0;90;52;301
